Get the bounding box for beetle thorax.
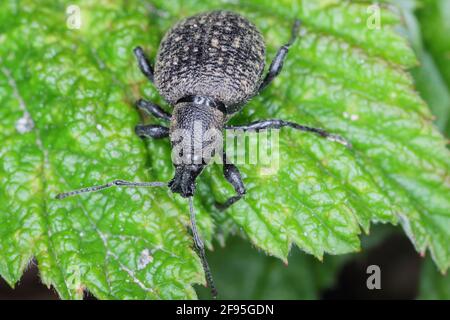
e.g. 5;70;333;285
170;98;225;166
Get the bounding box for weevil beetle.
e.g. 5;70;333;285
133;11;349;205
56;10;350;299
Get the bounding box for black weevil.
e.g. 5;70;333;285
57;10;350;299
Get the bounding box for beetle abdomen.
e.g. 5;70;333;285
154;11;266;113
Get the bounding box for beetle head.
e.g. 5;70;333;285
168;164;205;197
168;131;209;197
168;99;225;197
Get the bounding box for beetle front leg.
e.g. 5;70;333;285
135;124;169;139
215;155;246;211
225;119;351;148
257;19;301;93
136;99;172;122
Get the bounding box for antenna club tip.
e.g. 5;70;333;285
55;193;66;200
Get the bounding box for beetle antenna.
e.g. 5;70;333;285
55;179;167;199
189;196;218;299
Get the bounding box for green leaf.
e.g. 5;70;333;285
1;0;449;300
416;0;450;92
419;257;450;299
412;52;450;134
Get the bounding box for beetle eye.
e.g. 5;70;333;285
194;96;204;104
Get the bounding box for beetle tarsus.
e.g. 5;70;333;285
134;46;155;83
215;155;246;211
257;19;302;93
288;19;302;46
326;133;352;148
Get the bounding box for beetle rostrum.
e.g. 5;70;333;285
56;10;351;299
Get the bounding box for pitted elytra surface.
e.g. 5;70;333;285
154;11;266;112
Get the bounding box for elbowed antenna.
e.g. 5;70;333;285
55;179;167;199
189;196;218;299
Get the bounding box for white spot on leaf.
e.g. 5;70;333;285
15;112;34;133
138;249;153;270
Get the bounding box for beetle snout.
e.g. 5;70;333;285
168;164;204;197
168;179;195;197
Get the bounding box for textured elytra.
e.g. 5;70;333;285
154;10;266;113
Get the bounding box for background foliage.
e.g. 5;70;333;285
0;0;449;299
398;0;450;299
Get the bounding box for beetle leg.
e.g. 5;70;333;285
215;153;246;211
225;119;351;148
257;19;301;93
134;46;155;83
135;124;170;139
136;99;172;122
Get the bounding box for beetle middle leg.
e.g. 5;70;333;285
136;99;172;122
135;99;171;139
215;153;246;211
225;119;351;147
257;19;301;93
